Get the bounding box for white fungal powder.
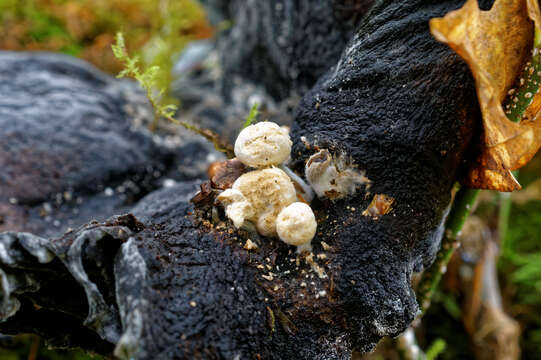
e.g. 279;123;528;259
305;149;370;200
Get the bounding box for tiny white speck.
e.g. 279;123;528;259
163;179;176;188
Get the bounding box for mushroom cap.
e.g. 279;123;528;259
232;167;296;237
234;121;292;168
276;202;317;246
217;189;254;228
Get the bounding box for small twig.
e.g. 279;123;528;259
27;335;40;360
416;187;480;313
165;114;235;158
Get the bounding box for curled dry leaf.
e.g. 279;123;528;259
430;0;541;191
208;158;246;190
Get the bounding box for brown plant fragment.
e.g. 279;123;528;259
208;158;246;190
190;181;214;206
362;194;395;218
275;308;299;335
430;0;541;191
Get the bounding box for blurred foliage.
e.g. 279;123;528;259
0;0;212;80
500;197;541;355
425;338;446;360
422;292;472;360
243;102;260;128
0;334;103;359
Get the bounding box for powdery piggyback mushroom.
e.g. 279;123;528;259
217;120;317;248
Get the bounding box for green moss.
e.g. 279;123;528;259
0;0;211;73
499;200;541;355
243;102;260;128
0;335;103;359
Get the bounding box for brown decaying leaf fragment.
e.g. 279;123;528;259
362;194;395;218
190;181;214;205
430;0;541;191
207;158;246;190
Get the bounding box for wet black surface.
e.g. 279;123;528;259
0;52;217;239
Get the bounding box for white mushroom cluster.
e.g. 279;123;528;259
217;121;317;251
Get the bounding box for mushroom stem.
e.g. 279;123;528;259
279;165;314;203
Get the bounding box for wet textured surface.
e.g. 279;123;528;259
0;51;220;239
215;0;373;101
290;0;480;351
176;0;375;143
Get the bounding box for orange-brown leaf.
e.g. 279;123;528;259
430;0;541;191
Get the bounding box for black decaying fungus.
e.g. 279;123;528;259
0;0;488;359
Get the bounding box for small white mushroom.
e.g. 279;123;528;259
234;121;292;168
276;202;317;251
216;189;254;228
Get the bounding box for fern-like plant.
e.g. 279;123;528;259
112;32;233;157
112;33;178;124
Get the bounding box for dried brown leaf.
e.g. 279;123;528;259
362;194;395;218
430;0;541;191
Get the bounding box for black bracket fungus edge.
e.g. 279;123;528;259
0;216;149;360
